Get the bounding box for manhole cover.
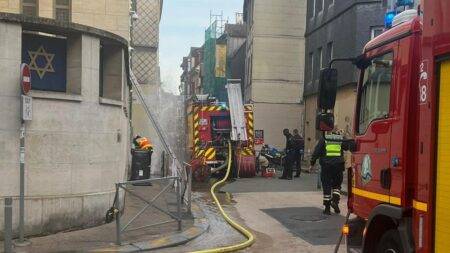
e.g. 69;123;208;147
290;214;328;222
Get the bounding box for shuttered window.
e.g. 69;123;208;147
22;0;38;17
55;0;71;22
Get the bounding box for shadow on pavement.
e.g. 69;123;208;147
262;206;345;246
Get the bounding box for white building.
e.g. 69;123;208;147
243;0;306;148
0;0;130;236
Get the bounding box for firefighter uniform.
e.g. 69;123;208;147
310;134;344;215
134;136;153;151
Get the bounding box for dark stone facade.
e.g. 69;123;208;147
304;0;389;96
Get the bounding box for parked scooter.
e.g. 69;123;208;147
259;144;284;171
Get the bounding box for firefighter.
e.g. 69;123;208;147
292;129;305;178
309;131;344;215
133;135;153;151
279;129;295;180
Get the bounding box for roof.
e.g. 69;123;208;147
224;23;247;38
364;16;422;52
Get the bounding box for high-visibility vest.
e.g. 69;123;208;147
325;134;343;157
136;137;153;150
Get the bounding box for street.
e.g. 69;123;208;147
1;1;437;252
159;172;348;253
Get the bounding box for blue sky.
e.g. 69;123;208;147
159;0;244;94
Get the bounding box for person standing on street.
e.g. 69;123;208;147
279;129;295;180
292;129;305;178
309;131;345;215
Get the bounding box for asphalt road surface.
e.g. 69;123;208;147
159;172;348;253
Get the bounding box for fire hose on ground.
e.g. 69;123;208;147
191;142;255;253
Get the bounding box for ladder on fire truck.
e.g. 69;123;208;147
129;71;183;172
226;79;248;142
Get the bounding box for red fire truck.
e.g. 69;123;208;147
316;1;450;252
188;97;256;182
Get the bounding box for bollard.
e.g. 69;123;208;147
115;184;121;246
4;197;13;253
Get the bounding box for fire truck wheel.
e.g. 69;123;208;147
376;229;403;253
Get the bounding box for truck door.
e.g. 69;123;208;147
435;59;450;253
353;45;398;218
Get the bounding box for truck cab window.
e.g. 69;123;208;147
357;52;393;134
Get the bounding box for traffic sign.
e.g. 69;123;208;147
20;63;31;95
21;95;32;121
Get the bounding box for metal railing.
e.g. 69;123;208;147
114;176;182;246
183;162;193;213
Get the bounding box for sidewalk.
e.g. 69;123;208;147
4;181;207;253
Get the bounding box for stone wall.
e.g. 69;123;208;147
0;0;130;40
245;0;306;148
0;21;129;237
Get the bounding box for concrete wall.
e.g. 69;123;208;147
303;94;318;154
72;0;130;40
131;84;165;173
0;0;130;40
130;0;165;169
0;0;20;14
245;0;306;148
0;21;129;237
254;103;304;149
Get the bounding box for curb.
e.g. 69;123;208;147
91;202;209;252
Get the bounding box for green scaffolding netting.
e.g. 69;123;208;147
202;21;228;102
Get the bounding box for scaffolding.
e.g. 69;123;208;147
202;11;228;102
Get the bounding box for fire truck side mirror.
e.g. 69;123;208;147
318;68;338;110
315;112;334;132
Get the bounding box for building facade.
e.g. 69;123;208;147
218;22;246;100
244;0;307;148
0;0;130;237
129;0;164;172
303;0;390;154
180;46;203;160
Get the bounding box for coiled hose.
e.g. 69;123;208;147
190;142;255;253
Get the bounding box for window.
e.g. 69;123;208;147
310;0;316;18
326;42;333;67
316;47;323;80
357;52;393;134
99;44;104;96
55;0;71;22
309;52;314;83
131;0;137;12
22;33;67;92
371;27;384;39
100;44;123;101
22;0;38;17
318;0;324;13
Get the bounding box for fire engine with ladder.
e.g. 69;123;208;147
315;1;450;252
188;80;256;182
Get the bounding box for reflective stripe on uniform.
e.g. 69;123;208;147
325;134;343;157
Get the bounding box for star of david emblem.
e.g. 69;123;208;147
28;46;55;79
